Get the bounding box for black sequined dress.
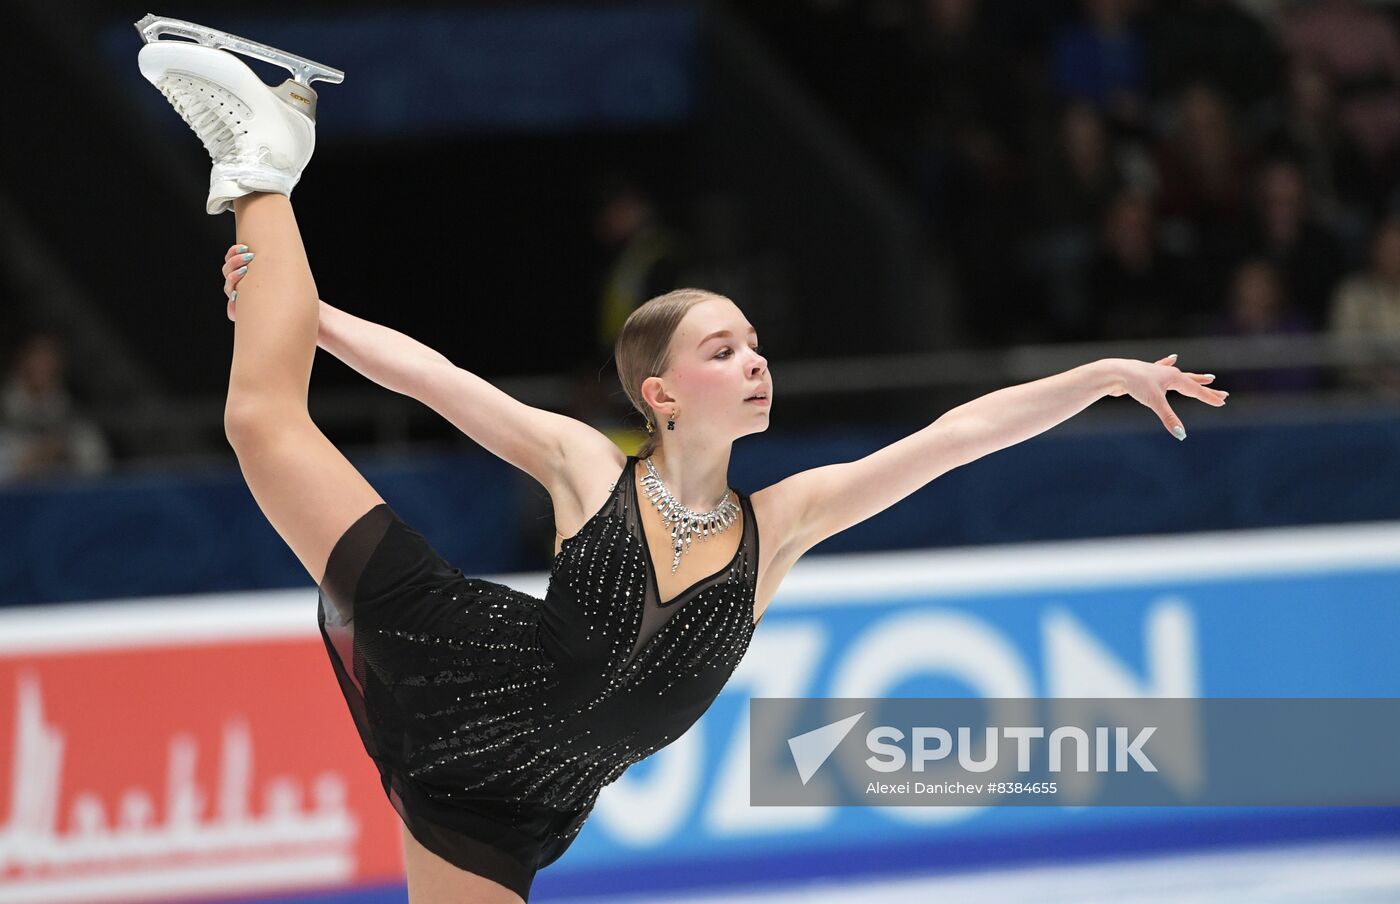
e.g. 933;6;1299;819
316;454;759;900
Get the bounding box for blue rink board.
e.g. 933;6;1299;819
205;813;1400;904
204;532;1400;903
535;538;1400;898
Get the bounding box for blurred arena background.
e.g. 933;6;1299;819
3;0;1399;901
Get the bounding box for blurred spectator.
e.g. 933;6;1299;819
1286;0;1400;214
1154;83;1253;231
1036;101;1127;232
734;1;1400;363
1143;0;1284;124
1050;0;1148;129
906;0;1023;154
1206;259;1321;392
1263;56;1373;235
1087;188;1188;341
564;175;689;436
591;174;687;360
1241;157;1348;331
1027;101;1131;340
1152;82;1255;309
0;330;112;482
906;0;1026;231
907;0;1038;347
1326;216;1400;395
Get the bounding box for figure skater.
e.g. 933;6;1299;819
136;16;1228;903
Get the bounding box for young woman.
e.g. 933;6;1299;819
140;27;1227;904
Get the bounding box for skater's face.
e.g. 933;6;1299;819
652;299;770;437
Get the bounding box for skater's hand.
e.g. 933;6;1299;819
1105;354;1228;441
222;243;255;320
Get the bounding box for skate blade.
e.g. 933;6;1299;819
134;13;344;89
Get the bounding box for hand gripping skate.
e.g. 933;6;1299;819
134;14;346;215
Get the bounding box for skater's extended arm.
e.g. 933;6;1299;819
766;357;1227;561
220;245;445;396
221;245;580;485
315;301;450;397
316;301;584;485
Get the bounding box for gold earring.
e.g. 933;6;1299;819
667;410;676;431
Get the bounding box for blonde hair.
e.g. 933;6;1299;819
615;288;730;459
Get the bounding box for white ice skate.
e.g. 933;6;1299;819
134;14;345;215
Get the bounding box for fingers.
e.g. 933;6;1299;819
1168;372;1228;406
1153;353;1212;380
1153;395;1187;441
1155;355;1229;407
1185;381;1229;406
222;250;255;278
222;246;255;299
224;268;245;299
1146;357;1226;438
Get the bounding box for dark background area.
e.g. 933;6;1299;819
4;0;1400;478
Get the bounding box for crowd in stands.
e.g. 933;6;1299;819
0;330;111;483
9;0;1400;483
739;0;1400;392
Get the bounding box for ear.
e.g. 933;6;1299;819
641;375;673;410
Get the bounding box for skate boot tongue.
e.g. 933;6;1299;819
149;70;250;165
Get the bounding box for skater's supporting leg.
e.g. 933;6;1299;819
401;825;525;904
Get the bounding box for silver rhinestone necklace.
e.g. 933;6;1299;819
640;456;741;574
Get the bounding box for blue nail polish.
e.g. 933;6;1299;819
236;265;248;275
236;244;248;253
1172;426;1186;441
242;252;254;261
231;290;237;301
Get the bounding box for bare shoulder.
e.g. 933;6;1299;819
548;421;628;540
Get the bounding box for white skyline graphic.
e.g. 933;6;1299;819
0;670;361;903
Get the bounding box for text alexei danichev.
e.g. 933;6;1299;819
866;781;1059;795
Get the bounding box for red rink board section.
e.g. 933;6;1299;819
0;592;406;904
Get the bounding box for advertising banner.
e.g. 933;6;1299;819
1;520;1396;901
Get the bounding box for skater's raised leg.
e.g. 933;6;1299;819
138;30;381;585
222;192;383;587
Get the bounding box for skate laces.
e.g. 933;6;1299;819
155;75;273;168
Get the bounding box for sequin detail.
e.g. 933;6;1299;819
314;455;759;900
